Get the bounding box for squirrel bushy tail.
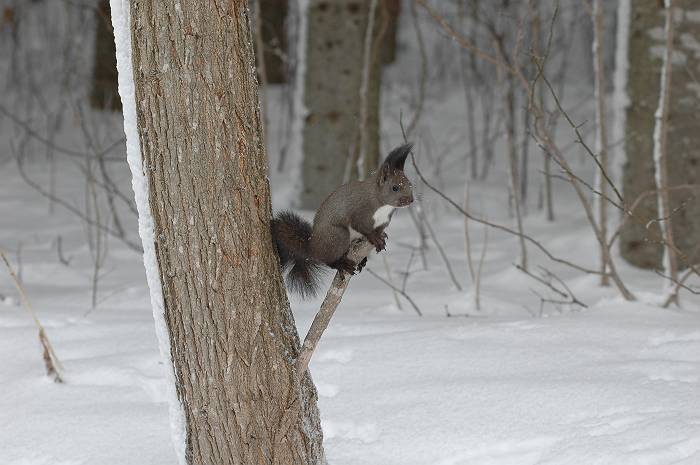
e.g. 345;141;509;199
271;210;325;298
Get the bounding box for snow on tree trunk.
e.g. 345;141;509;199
110;1;186;462
300;0;381;209
111;1;325;464
653;0;678;290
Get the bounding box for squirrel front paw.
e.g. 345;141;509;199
365;231;386;252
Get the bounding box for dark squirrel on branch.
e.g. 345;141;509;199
271;143;415;298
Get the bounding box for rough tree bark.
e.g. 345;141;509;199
620;0;700;269
301;0;382;208
128;1;325;464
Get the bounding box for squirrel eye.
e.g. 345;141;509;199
392;185;399;192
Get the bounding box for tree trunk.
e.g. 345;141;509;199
619;0;664;269
90;0;121;111
619;0;700;269
663;1;700;267
653;0;679;290
301;0;382;208
593;0;610;286
381;0;401;64
127;1;325;464
258;0;289;84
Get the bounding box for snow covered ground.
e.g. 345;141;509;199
1;4;699;461
2;98;699;464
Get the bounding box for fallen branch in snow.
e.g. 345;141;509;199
661;267;700;308
295;239;375;375
0;250;63;383
515;263;586;312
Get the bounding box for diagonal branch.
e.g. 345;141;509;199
295;239;375;375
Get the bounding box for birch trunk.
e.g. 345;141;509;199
662;2;700;268
620;0;700;269
653;0;679;290
127;1;325;463
593;0;610;286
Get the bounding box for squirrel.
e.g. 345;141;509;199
271;143;415;298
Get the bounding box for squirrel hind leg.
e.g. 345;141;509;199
356;257;368;273
329;257;357;275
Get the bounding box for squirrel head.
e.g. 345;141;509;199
376;143;414;208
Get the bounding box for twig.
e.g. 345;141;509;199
416;0;511;73
662;267;698;308
653;0;679;304
518;262;586;311
1;250;64;383
382;254;403;310
14;150;142;252
423;217;463;291
295;239;375;375
0;103;124;162
366;268;423;317
409;153;602;276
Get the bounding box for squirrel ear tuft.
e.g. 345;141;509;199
378;162;390;185
383;143;413;172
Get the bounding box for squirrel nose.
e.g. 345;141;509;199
400;195;414;206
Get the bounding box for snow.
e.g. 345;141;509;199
2;139;699;464
109;1;186;463
1;2;700;465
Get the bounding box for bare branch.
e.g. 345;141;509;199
1;250;63;383
295;239;376;375
366;268;424;317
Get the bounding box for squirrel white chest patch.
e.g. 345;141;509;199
372;205;395;228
